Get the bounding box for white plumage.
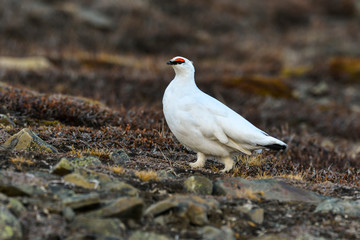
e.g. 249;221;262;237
163;56;287;172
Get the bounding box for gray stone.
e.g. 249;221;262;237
70;217;124;238
63;173;99;189
110;149;130;165
1;128;58;153
63;168;115;190
157;170;176;180
214;178;326;202
51;158;74;176
237;203;264;224
0;204;23;240
199;226;236;240
128;231;172;240
48;184;76;199
0;183;44;197
145;195;219;226
7;198;26;217
62;193;100;209
101;181;139;197
315;198;360;217
85;197;144;220
63;207;75;222
0;114;15;127
184;176;213;195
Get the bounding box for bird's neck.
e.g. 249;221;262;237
173;71;196;87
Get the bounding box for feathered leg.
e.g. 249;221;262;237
220;156;234;173
189;152;206;168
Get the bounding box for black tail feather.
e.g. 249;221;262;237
261;144;287;151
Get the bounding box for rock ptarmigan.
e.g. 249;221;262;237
163;56;287;172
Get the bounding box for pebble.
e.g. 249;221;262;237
184;175;213;195
145;195;219;226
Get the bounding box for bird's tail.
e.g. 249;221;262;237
258;136;287;151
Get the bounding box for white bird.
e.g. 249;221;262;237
163;56;287;172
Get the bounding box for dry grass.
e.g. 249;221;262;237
110;166;125;175
255;172;304;181
237;154;266;167
10;156;35;170
280;173;304;181
72;147;111;158
135;170;160;182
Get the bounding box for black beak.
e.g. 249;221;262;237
166;60;172;65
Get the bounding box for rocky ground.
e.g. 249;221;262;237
0;0;360;239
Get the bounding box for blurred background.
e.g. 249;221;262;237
0;0;359;154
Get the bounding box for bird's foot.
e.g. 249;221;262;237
220;157;234;173
189;152;206;169
189;161;205;168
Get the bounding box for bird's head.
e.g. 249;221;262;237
167;56;195;76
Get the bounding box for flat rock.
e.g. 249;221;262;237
145;195;219;226
62;193;100;210
184;176;213;195
63;173;98;189
129;231;172;240
70;217;124;239
1;128;58;153
0;183;44;197
84;197;144;220
315;198;360;217
214;178;326;202
101;181;139;197
0;204;23;240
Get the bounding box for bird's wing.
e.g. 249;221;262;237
196;92;270;151
177;95;228;141
175;88;277;155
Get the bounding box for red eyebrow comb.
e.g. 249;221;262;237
174;58;185;62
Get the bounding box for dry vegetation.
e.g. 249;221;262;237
0;0;359;239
